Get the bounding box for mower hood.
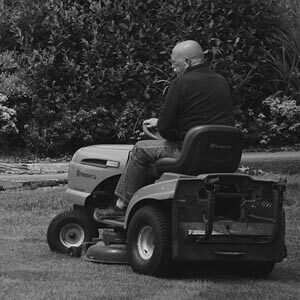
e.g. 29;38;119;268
72;144;133;163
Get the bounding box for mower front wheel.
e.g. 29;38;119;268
127;205;171;276
47;209;98;254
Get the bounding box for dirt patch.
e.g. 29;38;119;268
0;163;68;191
0;163;68;175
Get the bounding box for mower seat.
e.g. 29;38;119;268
155;125;242;176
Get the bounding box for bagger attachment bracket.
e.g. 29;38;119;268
171;174;286;261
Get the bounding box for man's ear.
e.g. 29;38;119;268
183;60;188;69
184;58;191;69
184;58;191;70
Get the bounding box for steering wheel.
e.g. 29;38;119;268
142;124;163;140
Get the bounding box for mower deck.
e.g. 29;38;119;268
84;241;128;264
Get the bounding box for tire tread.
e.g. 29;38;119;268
47;209;98;253
127;205;171;276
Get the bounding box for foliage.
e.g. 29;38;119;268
0;51;31;99
0;0;299;154
264;0;300;101
261;95;300;145
115;100;146;142
0;50;33;148
0;93;18;144
237;94;300;147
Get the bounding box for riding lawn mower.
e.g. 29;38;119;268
47;125;287;276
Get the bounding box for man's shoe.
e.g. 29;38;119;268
93;205;126;221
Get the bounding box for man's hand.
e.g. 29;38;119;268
143;118;158;128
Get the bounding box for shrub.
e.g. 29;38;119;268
114;100;148;143
0;51;31;99
0;50;33;148
264;0;300;101
0;93;18;146
0;0;297;154
261;95;300;145
236;94;300;147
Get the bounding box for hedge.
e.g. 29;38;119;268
0;0;299;155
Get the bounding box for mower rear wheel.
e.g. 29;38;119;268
127;205;171;276
47;209;98;253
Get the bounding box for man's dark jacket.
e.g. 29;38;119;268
157;65;234;141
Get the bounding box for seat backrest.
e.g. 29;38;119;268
155;125;242;175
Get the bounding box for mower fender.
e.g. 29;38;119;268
124;179;178;228
64;188;90;206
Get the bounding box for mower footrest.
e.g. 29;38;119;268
98;218;124;228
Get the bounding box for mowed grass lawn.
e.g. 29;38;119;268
0;175;300;300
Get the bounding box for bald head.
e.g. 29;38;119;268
171;40;204;76
173;40;204;62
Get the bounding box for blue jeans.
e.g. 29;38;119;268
115;139;181;204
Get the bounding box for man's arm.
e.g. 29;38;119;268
157;79;183;140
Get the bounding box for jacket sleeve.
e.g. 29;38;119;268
157;78;183;140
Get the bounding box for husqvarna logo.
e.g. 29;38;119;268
76;170;96;180
210;143;232;150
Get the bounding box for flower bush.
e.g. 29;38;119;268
0;50;33;148
261;95;300;145
0;93;18;144
236;94;300;147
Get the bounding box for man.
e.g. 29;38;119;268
95;40;234;219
